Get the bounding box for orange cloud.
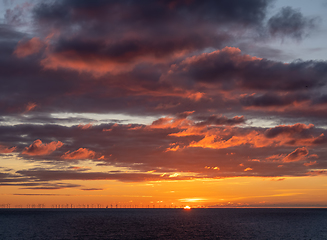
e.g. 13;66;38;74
40;52;136;76
303;161;317;166
61;148;95;160
22;139;63;156
0;145;16;153
103;128;113;132
306;170;327;176
283;147;309;162
187;92;205;101
78;123;93;129
14;37;44;58
266;154;286;162
149;112;194;129
171;123;323;150
177;47;262;68
25;102;37;112
249;159;260;162
188;130;271;149
167;115;245;138
39;45;192;76
204;166;220;170
244;167;253;171
165;143;180;152
102;123;118;132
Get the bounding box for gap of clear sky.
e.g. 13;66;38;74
0;0;327;208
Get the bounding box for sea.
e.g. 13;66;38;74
0;208;326;239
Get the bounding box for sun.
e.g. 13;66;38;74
183;205;191;210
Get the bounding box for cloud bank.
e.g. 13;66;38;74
0;0;326;188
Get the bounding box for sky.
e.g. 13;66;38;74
0;0;327;208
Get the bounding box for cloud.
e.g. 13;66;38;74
15;169;191;182
1;118;326;179
14;38;45;58
0;145;16;153
80;188;103;191
13;194;71;196
61;148;96;160
267;7;319;40
264;123;314;138
306;170;327;176
33;0;267;74
303;161;316;166
166;47;327;92
195;115;245;127
312;134;327;144
283;147;309;162
4;2;32;26
165;143;180;152
0;23;24;41
172;122;323;149
25;102;37;112
0;0;326;186
20;183;81;190
2;34;327;119
32;0;271;28
149;112;193;129
22;139;63;156
23;0;312;76
244;167;253;171
240;93;310;108
78;123;93;129
187;130;268;149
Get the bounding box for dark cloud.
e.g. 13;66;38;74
0;24;25;40
264;123;314;138
33;0;271;27
20;183;81;190
50;36;223;65
240;93;311;107
80;188;103;191
195;115;245;126
237;43;294;61
23;0;319;80
15;169;191;182
33;0;270;73
312;94;327;105
13;193;71;196
0;0;326;189
268;7;319;40
167;47;327;91
0;3;324;119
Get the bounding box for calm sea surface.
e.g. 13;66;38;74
0;208;326;239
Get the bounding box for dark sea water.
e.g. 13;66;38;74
0;208;326;239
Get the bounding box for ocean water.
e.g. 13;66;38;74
0;208;326;239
